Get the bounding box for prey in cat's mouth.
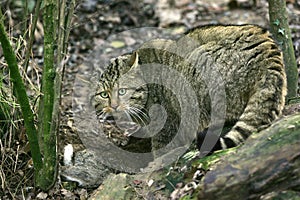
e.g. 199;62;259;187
98;113;117;123
96;105;143;137
99;115;141;137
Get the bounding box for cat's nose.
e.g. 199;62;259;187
110;103;118;110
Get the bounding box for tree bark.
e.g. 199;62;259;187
36;0;57;190
197;114;300;199
268;0;298;99
37;0;76;190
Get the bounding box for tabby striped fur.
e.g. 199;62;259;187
93;24;287;154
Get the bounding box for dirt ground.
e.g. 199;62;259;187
1;0;300;199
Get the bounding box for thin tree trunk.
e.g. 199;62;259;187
36;0;57;190
50;0;76;161
36;0;76;190
268;0;298;99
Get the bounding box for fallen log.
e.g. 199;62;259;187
197;114;300;199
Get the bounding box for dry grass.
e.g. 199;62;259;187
0;62;40;200
0;83;36;199
0;135;35;199
0;3;43;198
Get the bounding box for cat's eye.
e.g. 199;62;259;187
98;91;109;99
118;88;127;96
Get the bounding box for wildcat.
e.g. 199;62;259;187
92;24;287;157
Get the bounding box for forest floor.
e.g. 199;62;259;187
1;0;300;199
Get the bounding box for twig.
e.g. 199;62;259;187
23;0;42;72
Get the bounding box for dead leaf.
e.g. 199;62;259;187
110;41;126;48
36;192;48;199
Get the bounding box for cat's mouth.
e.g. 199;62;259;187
98;113;119;123
102;115;115;123
98;113;141;137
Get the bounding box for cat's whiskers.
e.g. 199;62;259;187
129;104;149;120
123;110;134;122
126;108;143;124
127;106;148;126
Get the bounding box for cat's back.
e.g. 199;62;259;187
186;24;271;46
184;25;285;79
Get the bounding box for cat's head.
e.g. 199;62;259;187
93;52;149;128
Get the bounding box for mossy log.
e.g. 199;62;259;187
197;114;300;199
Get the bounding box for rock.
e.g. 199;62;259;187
61;149;112;188
89;173;135;200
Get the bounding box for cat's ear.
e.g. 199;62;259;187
128;51;139;69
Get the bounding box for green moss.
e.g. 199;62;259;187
191;147;238;171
